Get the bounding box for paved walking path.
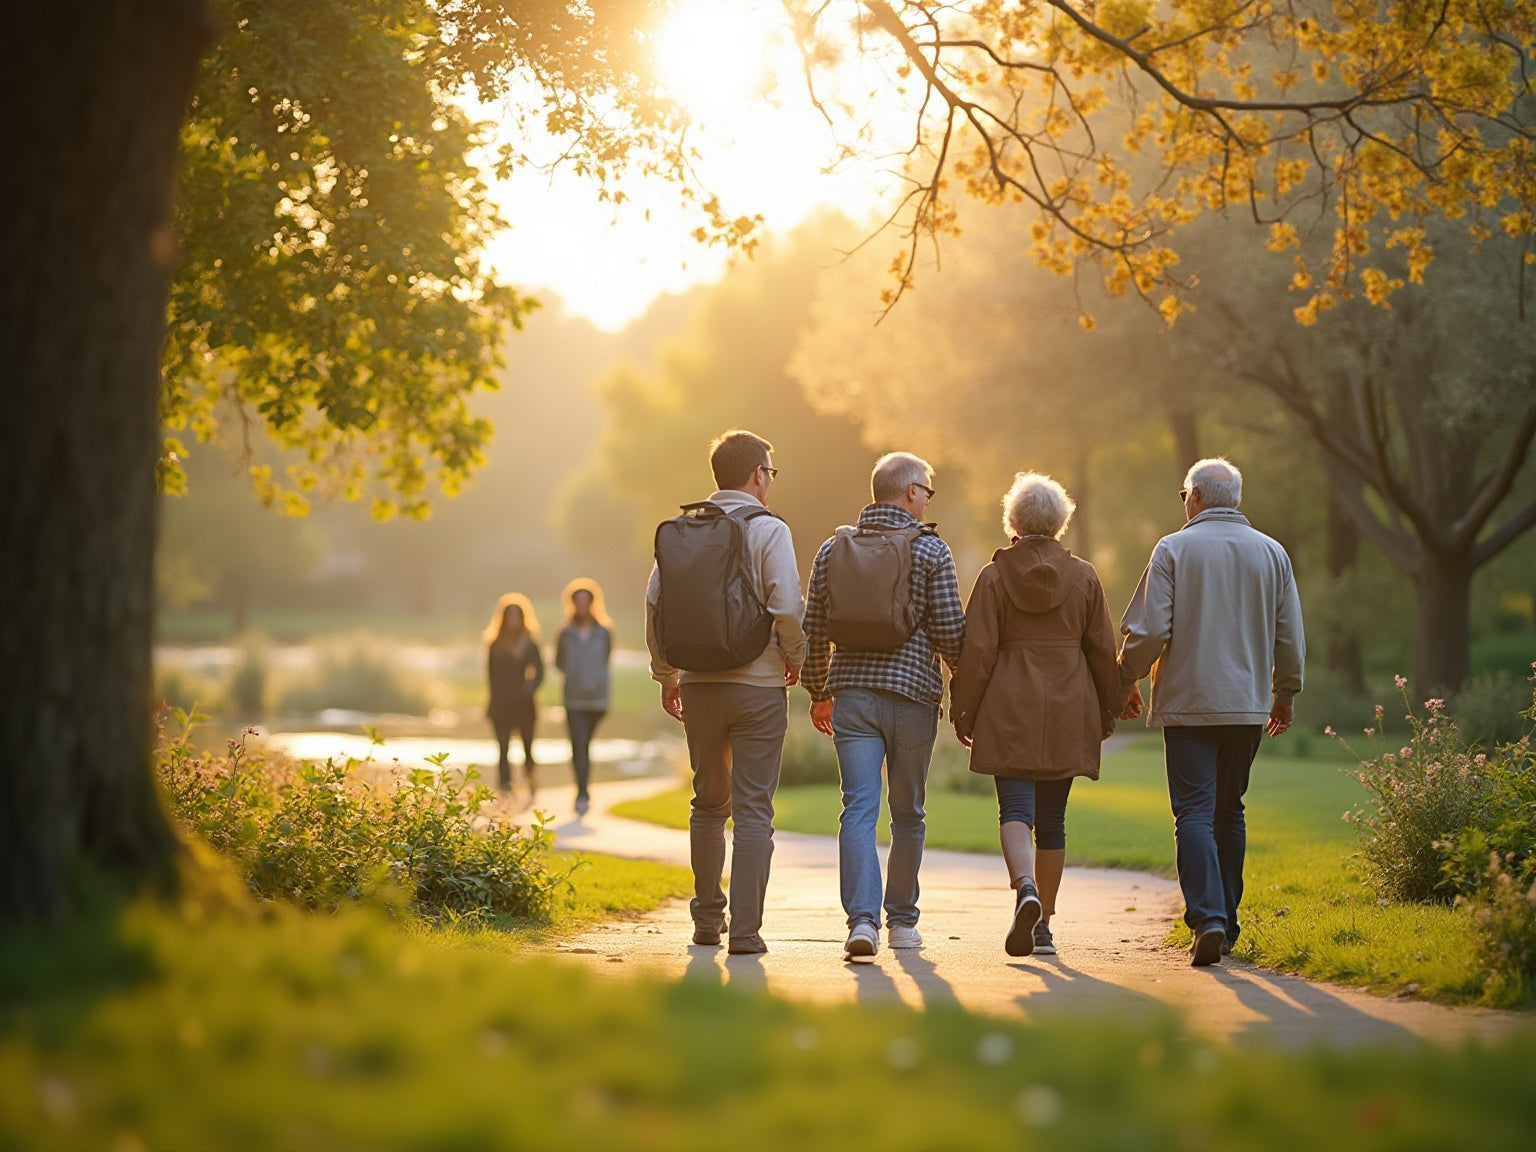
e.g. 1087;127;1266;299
528;776;1525;1051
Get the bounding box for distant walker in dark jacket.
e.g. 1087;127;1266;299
950;473;1120;958
554;578;614;818
485;593;545;797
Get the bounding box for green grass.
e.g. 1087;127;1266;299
4;893;1535;1150
613;738;1505;1004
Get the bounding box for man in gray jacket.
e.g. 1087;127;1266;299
1117;458;1305;967
645;429;806;955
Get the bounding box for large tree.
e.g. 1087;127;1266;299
1192;226;1536;695
1;0;688;921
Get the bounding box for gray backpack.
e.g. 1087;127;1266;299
824;523;938;652
654;502;777;672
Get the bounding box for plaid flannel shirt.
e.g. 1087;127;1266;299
802;503;966;707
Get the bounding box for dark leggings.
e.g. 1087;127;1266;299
994;777;1074;850
566;709;606;800
494;722;535;792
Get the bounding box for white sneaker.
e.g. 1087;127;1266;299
887;925;923;950
843;922;879;963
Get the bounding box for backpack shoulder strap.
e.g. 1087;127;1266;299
728;505;780;523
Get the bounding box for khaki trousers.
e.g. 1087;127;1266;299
680;682;788;941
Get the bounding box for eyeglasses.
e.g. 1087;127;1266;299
913;483;935;500
1178;489;1190;502
759;465;778;479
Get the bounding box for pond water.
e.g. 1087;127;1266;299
259;730;680;778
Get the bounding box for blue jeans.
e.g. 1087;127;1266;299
566;709;605;800
1163;725;1263;940
832;687;939;930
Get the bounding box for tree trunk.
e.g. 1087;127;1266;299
1324;490;1366;694
0;0;209;920
1411;555;1473;699
1167;406;1200;477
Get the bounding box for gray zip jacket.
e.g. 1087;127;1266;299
1118;507;1305;727
645;489;806;690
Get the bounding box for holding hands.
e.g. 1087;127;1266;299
1266;703;1293;738
1118;682;1144;721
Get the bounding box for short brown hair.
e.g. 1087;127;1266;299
709;429;773;489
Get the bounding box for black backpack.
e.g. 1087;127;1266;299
654;501;778;672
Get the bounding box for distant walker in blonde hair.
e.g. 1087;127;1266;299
484;593;544;796
555;579;614;817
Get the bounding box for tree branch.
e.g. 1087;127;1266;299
1453;397;1536;551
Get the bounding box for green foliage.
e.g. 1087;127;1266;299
1453;672;1536;747
164;0;529;516
1463;849;1536;1005
1344;674;1536;901
5;899;1536;1150
277;636;432;716
1341;689;1491;904
157;719;565;919
1345;674;1536;1001
1441;742;1536;1002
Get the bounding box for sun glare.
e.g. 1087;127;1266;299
652;1;772;115
479;3;921;330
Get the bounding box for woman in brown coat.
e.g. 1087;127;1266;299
950;473;1119;957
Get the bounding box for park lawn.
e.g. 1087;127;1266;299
4;891;1536;1150
613;739;1498;1004
467;851;692;947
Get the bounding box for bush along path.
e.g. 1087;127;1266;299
546;774;1527;1051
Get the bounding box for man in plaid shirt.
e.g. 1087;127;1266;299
803;452;966;961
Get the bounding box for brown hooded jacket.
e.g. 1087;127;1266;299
950;537;1119;780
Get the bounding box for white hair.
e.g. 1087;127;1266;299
871;452;933;503
1185;457;1242;508
1003;472;1075;539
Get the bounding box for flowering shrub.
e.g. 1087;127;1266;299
1336;679;1489;903
157;711;568;919
1340;668;1536;1002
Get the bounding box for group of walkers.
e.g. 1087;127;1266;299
483;579;613;816
644;429;1306;967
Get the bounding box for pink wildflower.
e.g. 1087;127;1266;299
1394;674;1407;689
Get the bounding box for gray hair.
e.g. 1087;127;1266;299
871;452;933;503
1184;457;1242;508
1003;472;1075;539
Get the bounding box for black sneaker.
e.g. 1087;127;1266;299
1191;923;1225;967
1032;922;1056;955
1006;881;1042;957
727;934;767;955
691;923;722;947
